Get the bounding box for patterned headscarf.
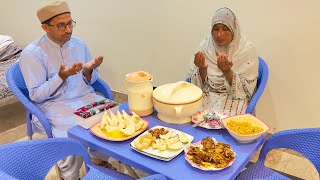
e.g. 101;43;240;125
211;7;236;35
211;8;238;54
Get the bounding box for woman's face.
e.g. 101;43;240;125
211;23;233;47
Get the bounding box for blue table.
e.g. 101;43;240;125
68;102;266;180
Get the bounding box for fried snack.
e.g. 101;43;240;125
148;128;169;138
187;137;235;169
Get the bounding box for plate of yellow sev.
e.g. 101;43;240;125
221;114;270;143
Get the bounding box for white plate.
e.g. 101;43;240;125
184;137;236;171
192;110;228;129
130;144;173;161
130;125;194;161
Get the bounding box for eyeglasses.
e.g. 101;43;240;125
48;20;76;31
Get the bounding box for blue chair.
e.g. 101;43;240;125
186;57;269;114
236;128;320;179
0;170;17;180
6;62;114;139
0;138;166;180
245;57;269;114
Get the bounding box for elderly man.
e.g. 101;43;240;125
19;0;105;179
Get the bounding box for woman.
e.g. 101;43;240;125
189;7;258;116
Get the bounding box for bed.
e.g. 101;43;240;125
0;35;21;104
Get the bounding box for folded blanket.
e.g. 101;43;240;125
0;59;18;103
0;35;14;52
0;42;22;62
0;35;21;103
0;35;13;45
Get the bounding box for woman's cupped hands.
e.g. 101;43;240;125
194;51;208;69
217;53;233;73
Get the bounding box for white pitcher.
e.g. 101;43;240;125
125;71;154;116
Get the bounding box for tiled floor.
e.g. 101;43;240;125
0;93;319;180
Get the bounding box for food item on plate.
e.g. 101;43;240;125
152;131;183;151
226;119;264;135
166;136;179;144
134;128;187;151
116;111;125;129
131;112;145;131
186;137;235;169
120;117;135;136
178;132;189;144
166;138;183;150
99;112;108;129
159;131;173;139
152;139;167;151
148;128;169;138
134;132;156;151
192;109;228;129
122;110;130;120
99;110;145;136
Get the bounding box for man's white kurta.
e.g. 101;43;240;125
20;34;103;137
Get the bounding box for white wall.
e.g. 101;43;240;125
1;0;320;132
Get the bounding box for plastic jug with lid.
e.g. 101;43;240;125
125;71;154;116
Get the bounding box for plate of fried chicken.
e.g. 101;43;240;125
184;137;236;171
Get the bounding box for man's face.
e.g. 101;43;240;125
44;13;73;45
211;23;233;47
